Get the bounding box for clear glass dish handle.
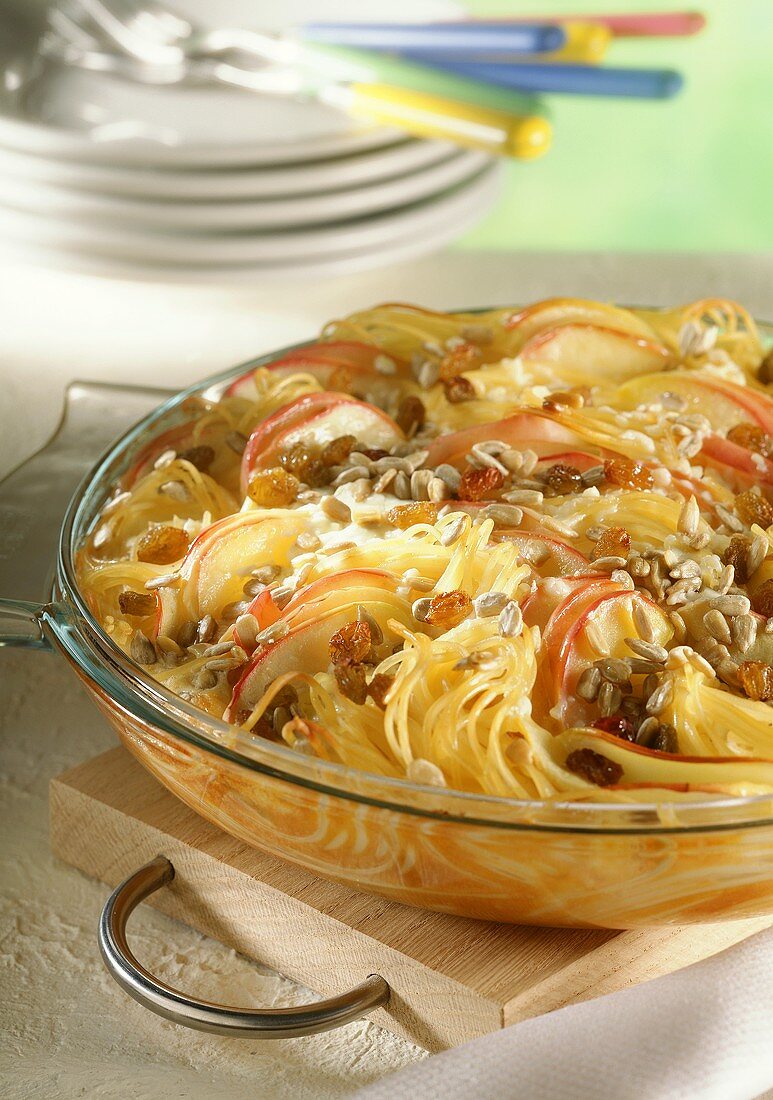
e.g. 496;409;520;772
100;856;390;1037
0;380;173;648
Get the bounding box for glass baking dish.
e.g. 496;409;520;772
3;324;773;931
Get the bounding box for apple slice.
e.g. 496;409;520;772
494;531;589;577
177;512;306;621
524;575;619;636
505;298;658;347
283;568;401;628
226;595;411;722
227;342;413;401
555;591;673;727
426;411;584;469
617;372;773;435
518;324;672;384
700;434;773;487
241;393;403;487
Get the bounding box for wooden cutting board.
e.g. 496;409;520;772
50;746;772;1052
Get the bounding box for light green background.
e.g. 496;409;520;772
457;0;772;250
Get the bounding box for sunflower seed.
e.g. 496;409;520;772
714;593;751;616
129;629;156;665
393;471;411;499
428;476;449;503
461;323;494;344
746;535;768;578
321;495;352;523
733;613;758;654
433;463;461;493
716;658;741;687
503;488;544;506
636;715;659;743
626;638;668;663
333;465;370;487
632;600;656;642
598;681;623;717
196;614;216;643
645;675;674;715
585;525;608;541
234;614;260;649
159;479;190;502
668;610;687;642
417;360;440;389
374;354;397;375
670;559;701;580
407;758;446;786
225;431;248;454
412;597;433;622
499;448;524;473
576;666;602;701
718;564;735;593
373;469;397;494
498;601;523;638
255;621;289;646
677;495;703;536
439;515;466;546
411;469;433;501
203;640;236;657
296;531;322;551
627;658;663;675
474;591;510;618
591;555;628;572
611;569;635;590
716;504;744;533
270;585;294;610
404;450;430;473
703;608;732;644
356;605;383;645
595;657;631;684
483;504;523;526
581;465;605;487
470;447;509;475
585;620;610;656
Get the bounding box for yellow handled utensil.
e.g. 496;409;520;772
323;82;552;159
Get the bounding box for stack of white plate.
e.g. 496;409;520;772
0;0;502;281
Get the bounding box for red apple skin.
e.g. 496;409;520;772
504;298;657;342
523;576;617;635
425;412;584;469
282;568;397;625
240;392;346;479
125;421;196;487
240;393;403;487
226;342;412;399
700;434;773;487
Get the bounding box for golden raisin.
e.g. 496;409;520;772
334;663;369;704
136;525;190;564
565;748;623;787
543;463;583;496
603;458;655;491
395;395;426;435
542;390;584;412
441;375;476;404
247;467;300;507
320;434;357;467
758;349;773;385
439;342;482;379
722;535;751;584
361;447;389;461
329;620;372;666
736;490;773;528
424;590;472;628
118;590;157;616
738;660;773;701
752;579;773;617
726;423;773;457
591;525;631;561
279;441;329;487
459;465;504;501
386;502;440;529
368;673;394;709
177;444;215;471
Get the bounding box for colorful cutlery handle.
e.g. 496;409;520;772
301;21;566;55
401;58;685;99
325;83;552;159
509;11;707;37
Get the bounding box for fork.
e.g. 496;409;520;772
43;0;554;158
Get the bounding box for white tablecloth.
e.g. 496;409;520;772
2;251;772;1099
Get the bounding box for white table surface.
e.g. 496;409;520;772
2;250;772;1099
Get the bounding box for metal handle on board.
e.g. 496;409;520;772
99;856;391;1038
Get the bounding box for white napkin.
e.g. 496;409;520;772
357;927;773;1100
